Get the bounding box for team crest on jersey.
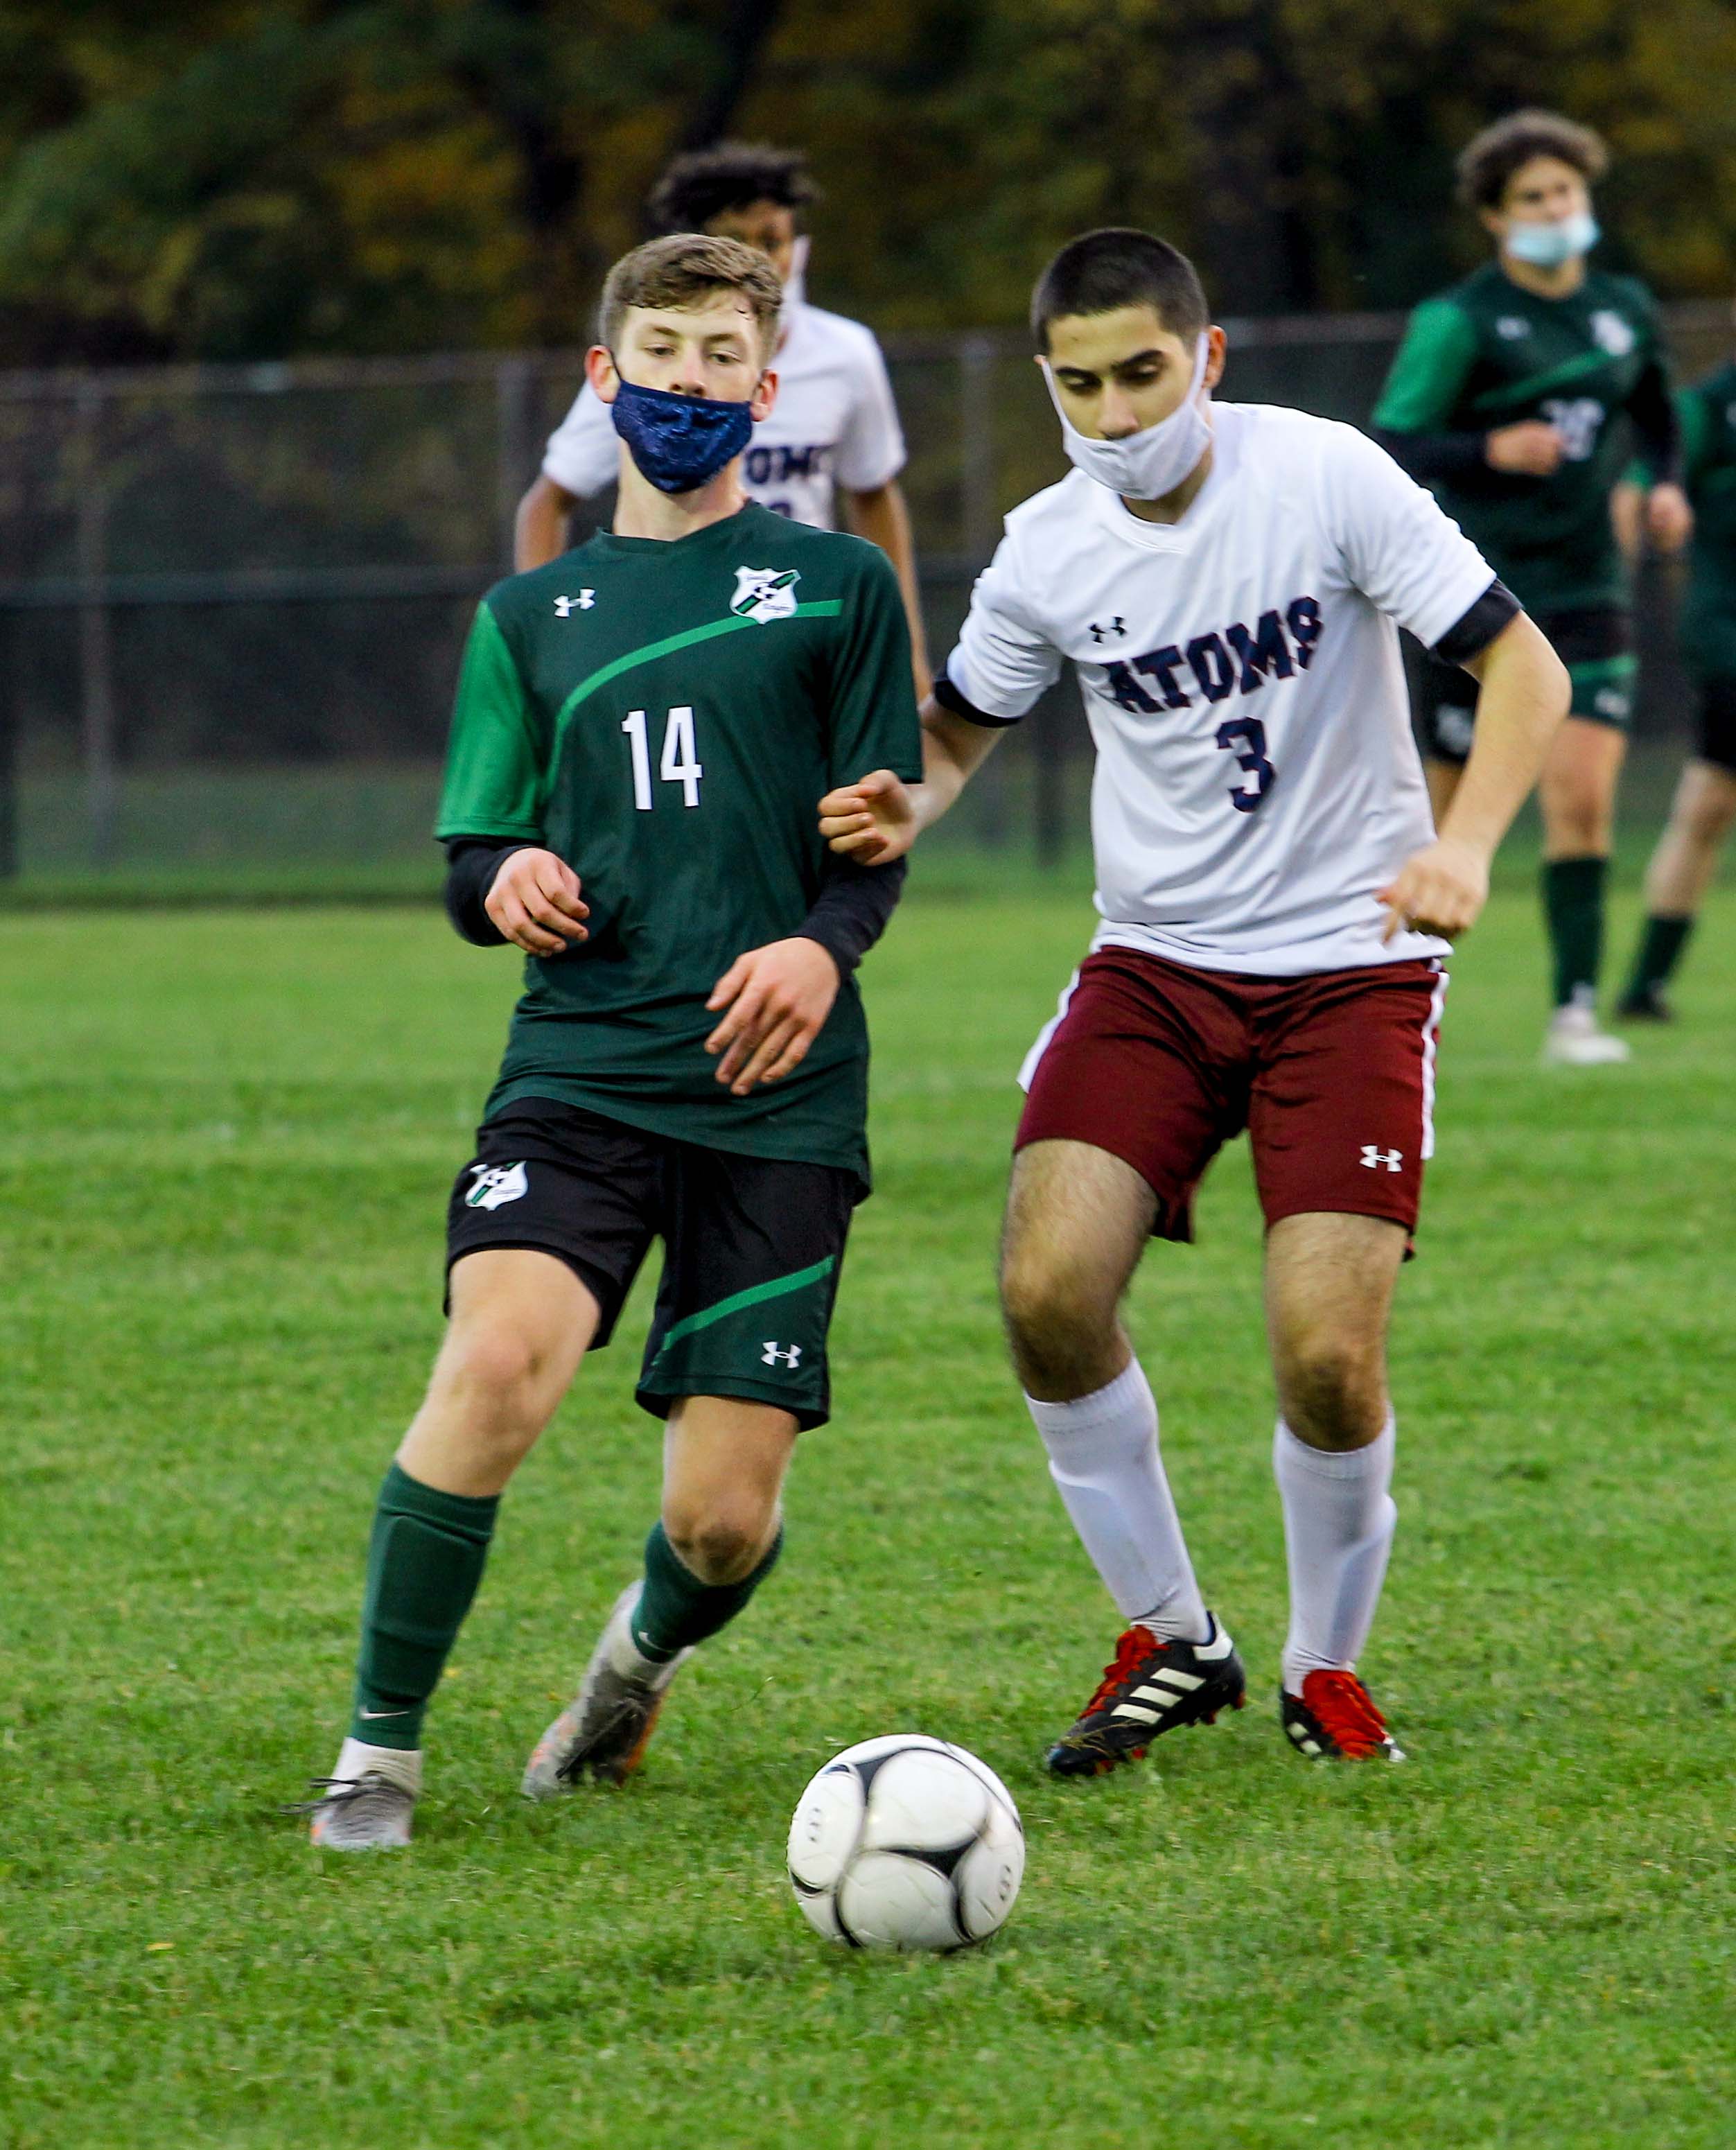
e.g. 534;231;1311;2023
730;566;801;623
1590;310;1636;358
1495;315;1532;340
466;1162;528;1210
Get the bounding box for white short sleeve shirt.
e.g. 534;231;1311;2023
541;303;907;530
947;404;1499;977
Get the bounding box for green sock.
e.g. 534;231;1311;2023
1624;913;1693;1000
349;1463;499;1751
631;1521;784;1663
1542;855;1608;1008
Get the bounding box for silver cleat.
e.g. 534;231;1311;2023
520;1583;692;1797
297;1769;417;1850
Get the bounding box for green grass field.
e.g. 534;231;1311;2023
4;877;1735;2148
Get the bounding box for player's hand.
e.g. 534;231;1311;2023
1485;421;1566;478
485;848;589;956
818;769;918;863
1376;837;1489;943
1645;482;1693;554
705;937;841;1096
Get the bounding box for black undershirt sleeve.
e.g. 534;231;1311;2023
1432;578;1523;668
1373;427;1491;487
933;665;1020;728
794;853;909;975
1626;356;1682;487
444;834;906;975
441;837;532;946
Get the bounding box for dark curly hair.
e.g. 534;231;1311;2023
1456;110;1609;211
646;143;819;236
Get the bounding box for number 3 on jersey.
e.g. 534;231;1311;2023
1215;715;1274;813
623;706;703;810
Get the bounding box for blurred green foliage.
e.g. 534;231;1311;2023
1;0;1733;362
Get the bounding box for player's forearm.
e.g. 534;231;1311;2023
1441;615;1570;859
514;475;575;573
796;855;909;972
909;697;1001;832
1626;359;1681;487
443;838;532;945
845;482;931;693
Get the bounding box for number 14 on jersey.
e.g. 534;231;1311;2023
623;706;704;810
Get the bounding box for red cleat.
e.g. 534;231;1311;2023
1281;1669;1405;1761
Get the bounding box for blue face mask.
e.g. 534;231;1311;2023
608;367;757;493
1505;211;1599;269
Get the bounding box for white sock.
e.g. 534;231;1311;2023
1025;1358;1209;1642
1274;1415;1397;1697
331;1737;422;1797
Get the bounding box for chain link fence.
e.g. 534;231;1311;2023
2;303;1730;889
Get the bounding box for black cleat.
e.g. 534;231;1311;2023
1280;1670;1405;1762
1616;988;1673;1023
1045;1616;1245;1778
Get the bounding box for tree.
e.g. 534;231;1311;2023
0;0;1730;363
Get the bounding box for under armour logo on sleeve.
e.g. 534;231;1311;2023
762;1342;803;1368
1360;1146;1403;1173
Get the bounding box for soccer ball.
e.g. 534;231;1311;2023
787;1733;1025;1952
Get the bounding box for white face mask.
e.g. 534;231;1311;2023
1041;333;1213;500
1505;211;1598;269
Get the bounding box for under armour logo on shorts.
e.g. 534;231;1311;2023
1360;1146;1403;1173
762;1341;802;1368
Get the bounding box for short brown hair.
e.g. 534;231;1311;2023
1456;110;1609;211
597;233;782;354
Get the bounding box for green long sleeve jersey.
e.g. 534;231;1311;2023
437;503;923;1181
1373;261;1672;614
1679;361;1736;681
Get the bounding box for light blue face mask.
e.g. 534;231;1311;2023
1505;211;1599;269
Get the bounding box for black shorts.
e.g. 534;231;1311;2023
446;1097;857;1430
1696;676;1736;775
1418;606;1636;764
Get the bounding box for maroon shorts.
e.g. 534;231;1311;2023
1015;947;1448;1243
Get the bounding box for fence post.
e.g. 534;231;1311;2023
496;358;537;572
0;606;17;881
959;334;997;561
73;379;118;868
956;334;1012;848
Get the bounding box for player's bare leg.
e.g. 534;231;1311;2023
1540;717;1631;1064
400;1249;599;1495
1264;1212;1407;1760
1002;1140;1243;1776
1000;1138;1154;1402
523;1397;795;1795
1620;758;1736;1018
300;1251;598;1847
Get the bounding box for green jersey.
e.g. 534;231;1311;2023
1679;361;1736;681
437;503;922;1182
1373;261;1672;614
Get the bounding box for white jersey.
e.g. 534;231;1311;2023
947;403;1499;977
541;301;906;529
